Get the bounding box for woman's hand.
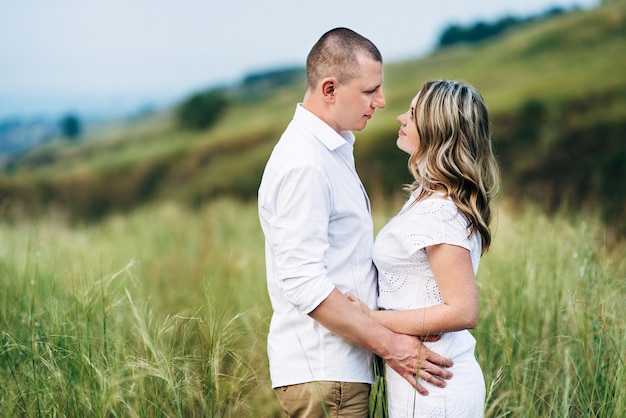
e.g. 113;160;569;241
344;292;372;317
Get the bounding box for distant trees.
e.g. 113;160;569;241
176;89;229;131
237;66;305;102
242;67;304;89
59;113;82;139
175;67;303;129
437;7;567;48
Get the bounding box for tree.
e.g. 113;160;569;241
176;89;228;131
59;114;82;139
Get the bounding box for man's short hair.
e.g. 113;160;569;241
306;27;382;90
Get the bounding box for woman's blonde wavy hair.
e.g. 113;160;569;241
407;80;500;253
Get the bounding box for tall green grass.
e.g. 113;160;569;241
1;199;624;416
474;204;625;417
0;200;276;417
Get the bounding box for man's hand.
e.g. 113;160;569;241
311;289;453;395
385;333;453;395
344;292;454;395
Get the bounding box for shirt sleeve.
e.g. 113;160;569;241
399;198;471;257
261;164;336;315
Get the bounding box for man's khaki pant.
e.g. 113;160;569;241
274;381;370;417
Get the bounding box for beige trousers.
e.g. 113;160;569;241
274;381;371;417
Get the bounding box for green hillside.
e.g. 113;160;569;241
2;1;625;235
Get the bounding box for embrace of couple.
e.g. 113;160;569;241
258;27;500;418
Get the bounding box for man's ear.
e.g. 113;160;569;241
321;78;337;103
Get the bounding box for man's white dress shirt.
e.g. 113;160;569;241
258;104;377;388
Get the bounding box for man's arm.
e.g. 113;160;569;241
309;288;453;396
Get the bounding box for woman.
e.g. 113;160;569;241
349;80;499;417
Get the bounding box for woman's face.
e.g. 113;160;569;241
396;94;420;155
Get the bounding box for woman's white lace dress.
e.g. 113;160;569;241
374;195;486;417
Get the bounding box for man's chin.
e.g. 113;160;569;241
353;121;369;132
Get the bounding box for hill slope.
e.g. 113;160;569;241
1;1;625;234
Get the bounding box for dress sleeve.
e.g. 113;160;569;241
398;198;471;258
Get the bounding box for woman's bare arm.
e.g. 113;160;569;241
351;244;478;336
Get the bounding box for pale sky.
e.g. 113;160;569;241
0;0;599;119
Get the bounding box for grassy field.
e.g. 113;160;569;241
1;198;624;417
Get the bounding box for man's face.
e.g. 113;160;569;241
331;54;386;132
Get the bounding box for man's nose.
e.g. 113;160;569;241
373;91;386;109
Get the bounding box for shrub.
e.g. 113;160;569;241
176;89;228;131
59;114;82;139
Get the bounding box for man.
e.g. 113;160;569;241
258;27;452;417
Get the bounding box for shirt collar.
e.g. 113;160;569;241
294;103;355;151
